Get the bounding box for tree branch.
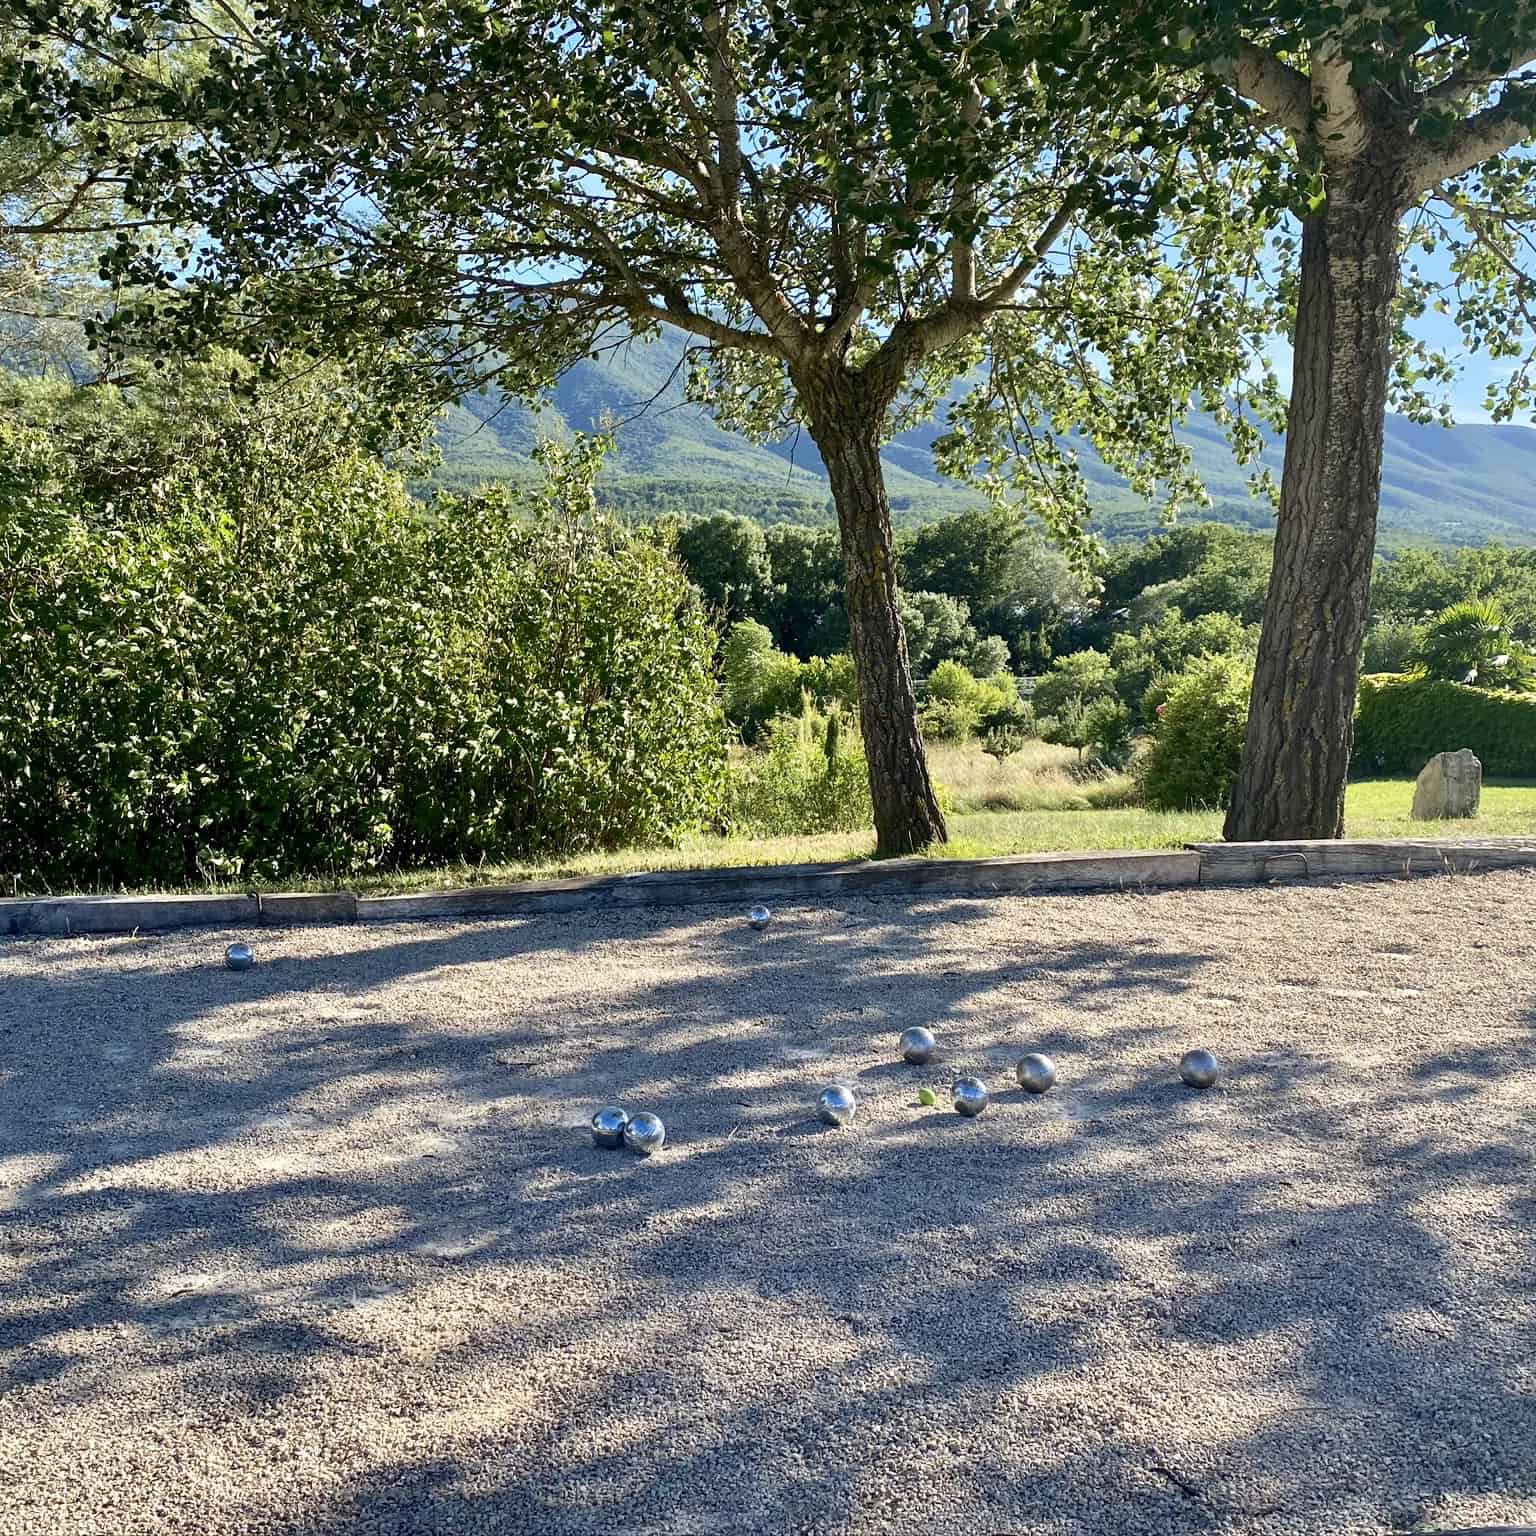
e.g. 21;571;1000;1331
1206;43;1313;140
704;8;742;208
1427;40;1536;107
628;297;778;355
1411;84;1536;192
1309;36;1369;162
865;180;1086;396
978;188;1083;309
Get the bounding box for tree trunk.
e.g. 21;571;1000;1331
803;375;948;857
1224;155;1408;843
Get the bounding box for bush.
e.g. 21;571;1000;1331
1107;609;1258;723
725;706;872;836
1362;618;1426;675
1031;648;1115;720
978;697;1035;763
720;620;858;742
0;412;727;888
922;660;1019;743
1039;697;1089;760
1138;654;1253;811
1352;674;1536;777
1083;697;1135;770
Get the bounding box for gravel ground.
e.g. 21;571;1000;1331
2;870;1535;1536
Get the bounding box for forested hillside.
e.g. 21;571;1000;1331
433;328;1536;545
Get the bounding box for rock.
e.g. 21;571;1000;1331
1410;749;1482;820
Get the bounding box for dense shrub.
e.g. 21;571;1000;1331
719;620;858;741
1031;648;1115;719
0;413;726;888
921;660;1019;743
978;696;1035;763
1138;654;1253;811
725;706;872;836
1362;618;1426;675
1083;697;1135;769
1107;609;1258;723
1352;674;1536;777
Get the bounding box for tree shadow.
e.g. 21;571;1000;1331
1;877;1534;1534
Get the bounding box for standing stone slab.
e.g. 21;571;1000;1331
1410;749;1482;821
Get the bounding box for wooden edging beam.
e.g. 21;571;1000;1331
1;837;1533;939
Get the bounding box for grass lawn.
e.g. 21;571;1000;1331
297;761;1536;895
25;742;1535;897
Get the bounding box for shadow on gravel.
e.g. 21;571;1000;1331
1;890;1534;1535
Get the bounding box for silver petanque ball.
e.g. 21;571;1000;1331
623;1112;666;1155
899;1026;937;1065
224;942;254;972
817;1083;857;1127
952;1076;990;1117
1015;1052;1057;1094
1179;1048;1221;1089
748;905;772;930
591;1105;630;1149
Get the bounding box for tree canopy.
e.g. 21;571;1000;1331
8;0;1289;853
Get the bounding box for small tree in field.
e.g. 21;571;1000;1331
11;0;1278;855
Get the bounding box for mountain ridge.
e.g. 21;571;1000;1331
431;328;1536;546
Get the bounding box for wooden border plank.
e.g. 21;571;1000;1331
0;893;259;936
1191;837;1536;884
3;837;1532;940
351;849;1200;924
258;892;358;925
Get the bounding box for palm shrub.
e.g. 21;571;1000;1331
1414;598;1536;689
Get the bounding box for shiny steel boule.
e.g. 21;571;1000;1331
748;905;772;930
591;1105;630;1149
1179;1048;1221;1089
1015;1052;1056;1094
623;1111;666;1155
899;1026;937;1065
224;942;254;972
952;1076;990;1117
817;1083;857;1127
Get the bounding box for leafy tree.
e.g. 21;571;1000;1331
1362;618;1427;677
1075;3;1536;838
1099;524;1273;629
1031;648;1116;720
16;0;1277;856
982;531;1090;671
1082;696;1135;770
763;526;849;659
1106;608;1258;723
979;696;1034;763
1139;653;1253;813
1039;696;1090;762
896;587;1009;677
1372;544;1536;641
897;589;976;675
672;512;776;627
898;504;1029;612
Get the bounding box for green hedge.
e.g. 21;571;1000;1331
1353;674;1536;777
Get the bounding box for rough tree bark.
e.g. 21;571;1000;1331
801;368;948;857
1224;149;1410;842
